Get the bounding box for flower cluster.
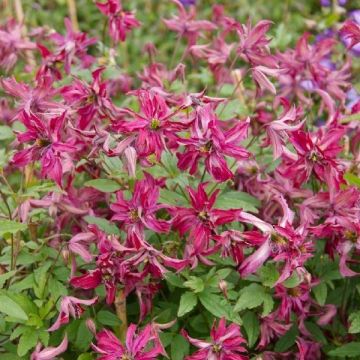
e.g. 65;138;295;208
0;1;359;359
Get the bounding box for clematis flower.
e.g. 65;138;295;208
50;18;96;74
280;125;346;187
114;89;185;162
111;173;171;248
340;21;360;49
31;335;68;360
0;19;36;72
61;67;116;129
96;0;140;43
11;111;76;186
92;324;165;360
164;0;217;47
48;296;98;331
182;318;248;360
177;104;250;182
172;183;241;255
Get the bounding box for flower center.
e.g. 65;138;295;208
307;149;322;162
35;138;51;147
288;286;301;297
212;343;222;354
150;118;161;130
129;209;139;222
271;233;287;246
344;230;357;243
198;210;209;221
199;141;213;153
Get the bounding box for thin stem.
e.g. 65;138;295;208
67;0;79;31
115;288;127;342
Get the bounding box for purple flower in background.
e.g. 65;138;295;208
180;0;196;5
320;0;347;6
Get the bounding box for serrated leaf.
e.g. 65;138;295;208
17;329;39;356
313;283;327;306
178;292;197;317
282;272;302;288
0;295;28;321
84;216;120;235
274;325;298;352
349;312;360;334
242;311;260;348
165;273;185;288
159;189;188;206
328;342;360;357
214;191;260;213
184;277;204;293
171;334;190;360
234;284;274;316
97;310;121;327
85;179;122;192
198;291;241;324
0;220;27;236
259;263;279;287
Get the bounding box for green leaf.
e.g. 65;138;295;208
17;329;39;357
165;273;185;288
214;191;260;213
282;272;302;288
344;173;360;188
0;125;14;140
0;270;16;288
84;216;120;235
171;334;190;360
198;291;241;324
313;283;327;306
75;320;93;352
274;325;298;352
242;311;260;348
349;312;360;334
77;354;94;360
305;321;327;344
97;310;121;327
178;292;197;317
259;263;279;287
159;189;188;207
0;295;28;321
234;284;274;316
85;179;122;192
0;220;27;236
184;277;204;293
328;342;360;357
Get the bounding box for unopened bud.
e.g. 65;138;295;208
219;279;228;299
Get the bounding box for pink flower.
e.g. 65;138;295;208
48;296;98;331
172;183;241;256
177;104;250;182
182;318;248;360
114;89;185;162
164;0;217;47
236;19;278;68
61;67;116;129
340;20;360;49
110;174;171;249
11;111;76;186
96;0;140;43
0;19;36;72
280;125;346;187
50;18;96;74
31;335;68;360
92;324;165;360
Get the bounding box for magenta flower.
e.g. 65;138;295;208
0;19;36;72
340;21;360;49
111;174;170;249
182;318;248;360
164;0;217;47
31;335;68;360
92;324;165;360
280;125;346;187
96;0;140;43
114;89;185;162
48;296;98;331
11;111;76;186
236;19;278;68
50;18;96;74
177;104;250;182
172;183;241;255
61;67;116;129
